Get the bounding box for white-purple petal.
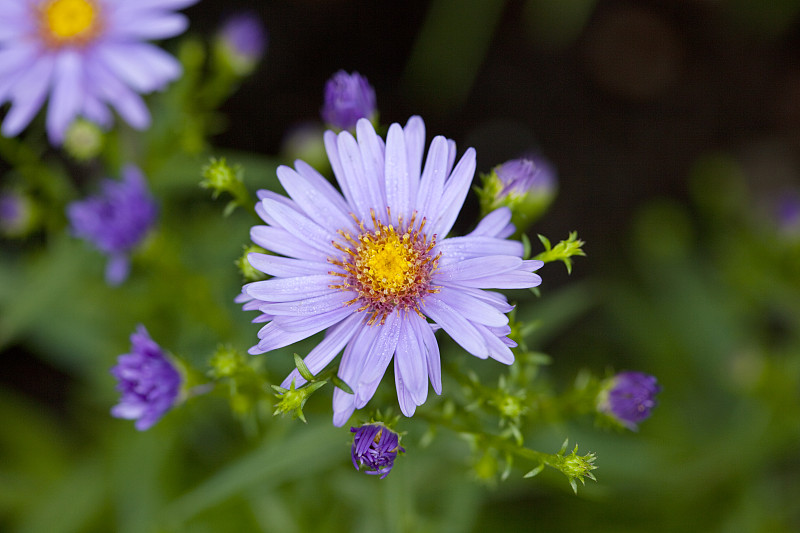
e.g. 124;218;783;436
257;291;351;317
384;123;410;219
435;235;524;266
416;135;449;223
281;313;364;389
435;255;522;283
403;116;425;206
431;287;509;327
260;198;337;255
456;270;543;289
250;226;329;261
46;51;84;144
408;312;442;395
247;253;332;278
275;165;354;233
394;317;428;406
356;311;402;396
245;274;335;302
2;56;54;137
430;147;476;237
421;296;488;358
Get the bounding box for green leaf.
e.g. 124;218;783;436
523;463;544;478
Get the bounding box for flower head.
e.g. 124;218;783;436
67;164;157;285
598;371;661;429
242;116;543;426
478;156;557;233
110;325;182;431
216;11;267;76
774;192;800;237
321;71;377;130
0;190;36;237
350;423;404;478
0;0;198;144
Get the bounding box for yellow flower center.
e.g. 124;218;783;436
330;210;439;325
41;0;98;45
363;233;415;293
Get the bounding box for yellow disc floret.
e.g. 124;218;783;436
41;0;99;46
363;233;415;292
330;209;440;325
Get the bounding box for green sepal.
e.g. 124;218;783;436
331;375;354;395
293;353;316;382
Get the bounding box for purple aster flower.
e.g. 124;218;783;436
67;164;158;285
242;116;543;426
350;423;404;478
217;11;266;75
599;371;661;430
0;0;198;144
321;71;377;131
110;325;182;431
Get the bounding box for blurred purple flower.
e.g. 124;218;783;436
110;325;182;431
0;191;32;237
775;193;800;236
600;371;661;429
67;165;157;285
0;0;198;144
321;70;377;130
242;116;542;426
351;423;404;478
217;11;266;75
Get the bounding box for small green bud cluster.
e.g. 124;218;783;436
524;440;597;494
63;119;104;161
237;244;268;282
533;232;586;274
271;354;354;423
207;345;268;420
200;157;254;216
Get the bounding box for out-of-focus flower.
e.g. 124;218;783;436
350;423;404;478
775;193;800;237
281;122;329;172
0;0;198;144
321;71;377;131
63;119;104;160
0;190;37;237
216;11;267;76
67;164;158;285
241;116;542;426
598;371;661;430
110;325;182;431
477;156;557;234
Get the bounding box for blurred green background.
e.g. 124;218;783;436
2;0;800;531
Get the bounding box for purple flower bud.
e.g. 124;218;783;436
495;157;557;199
67;165;157;285
110;325;182;431
350;423;404;479
321;71;377;130
599;371;661;430
479;156;557;233
217;11;267;75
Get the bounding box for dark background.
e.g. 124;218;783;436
188;0;800;271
